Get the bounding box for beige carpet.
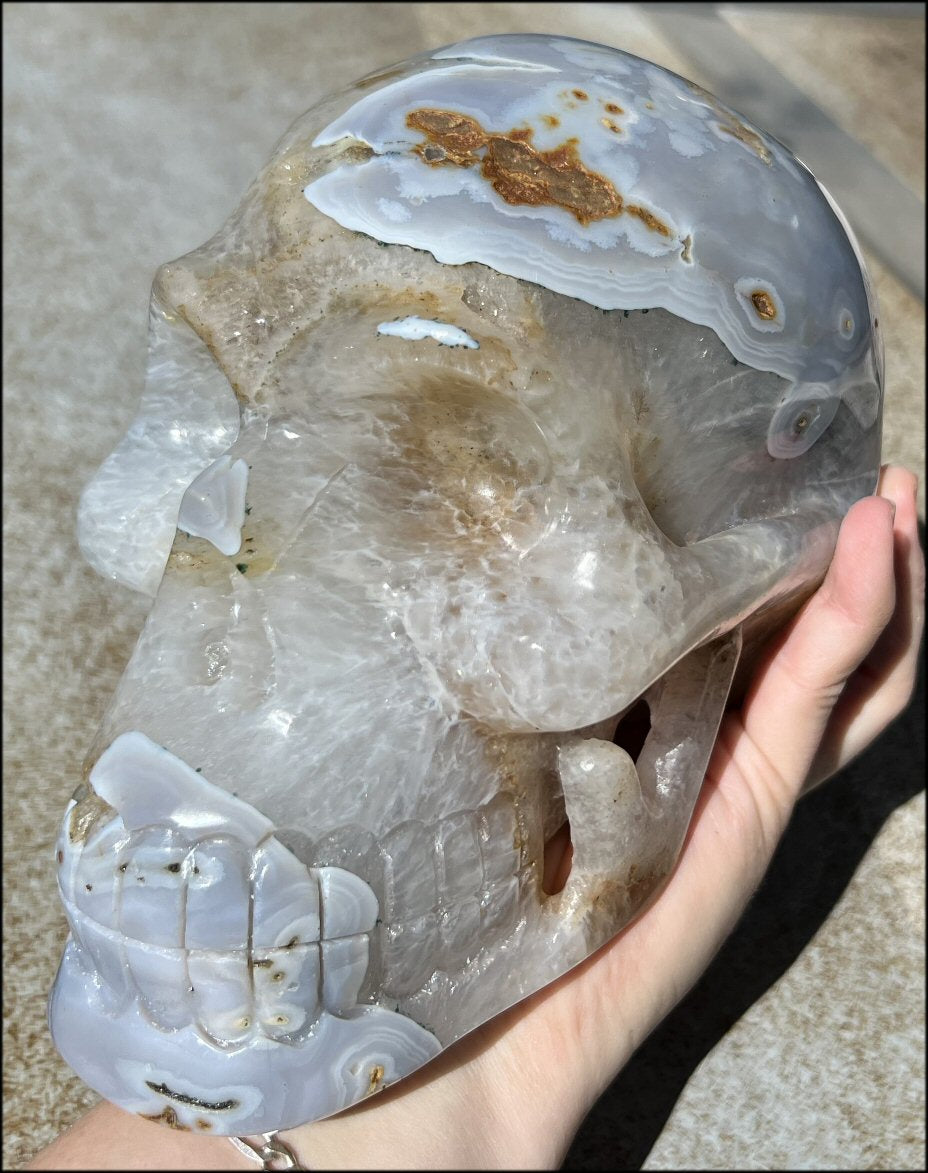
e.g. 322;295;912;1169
4;4;924;1168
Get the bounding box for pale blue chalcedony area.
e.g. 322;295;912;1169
176;455;249;557
52;34;882;1135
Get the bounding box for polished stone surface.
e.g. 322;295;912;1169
3;4;924;1168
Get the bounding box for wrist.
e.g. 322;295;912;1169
270;1023;576;1170
280;1053;524;1169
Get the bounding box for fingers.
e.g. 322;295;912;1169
866;465;924;697
739;491;897;805
806;466;924;785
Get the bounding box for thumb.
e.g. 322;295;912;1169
740;493;897;809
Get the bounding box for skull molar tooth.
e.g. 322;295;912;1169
318;866;379;939
321;937;370;1013
477;793;523;884
380;820;439;922
434;810;482;906
438;898;482;968
378;912;441;998
479;875;521;935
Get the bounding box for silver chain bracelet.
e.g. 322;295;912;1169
228;1131;306;1170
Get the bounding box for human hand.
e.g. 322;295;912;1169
29;467;923;1170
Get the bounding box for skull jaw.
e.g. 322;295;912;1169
49;941;443;1135
49;621;741;1134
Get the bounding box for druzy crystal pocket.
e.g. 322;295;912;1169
51;34;882;1135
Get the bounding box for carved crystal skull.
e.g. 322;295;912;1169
49;34;882;1136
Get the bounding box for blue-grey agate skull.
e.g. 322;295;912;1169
50;34;882;1136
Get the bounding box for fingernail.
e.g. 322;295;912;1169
889;500;897;521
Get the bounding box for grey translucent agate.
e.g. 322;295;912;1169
50;35;882;1136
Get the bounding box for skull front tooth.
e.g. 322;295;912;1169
188;950;254;1046
184;839;252;950
253;945;321;1041
125;939;191;1033
116;826;188;947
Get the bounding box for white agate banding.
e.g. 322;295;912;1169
51;733;440;1133
306;34;878;404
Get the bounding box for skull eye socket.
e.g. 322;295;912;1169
379;373;553;534
766;390;839;459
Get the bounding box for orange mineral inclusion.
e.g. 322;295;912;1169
405;107;671;235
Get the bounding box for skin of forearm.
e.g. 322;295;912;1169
25;1042;567;1170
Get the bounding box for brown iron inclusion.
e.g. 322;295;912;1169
405;107;670;235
